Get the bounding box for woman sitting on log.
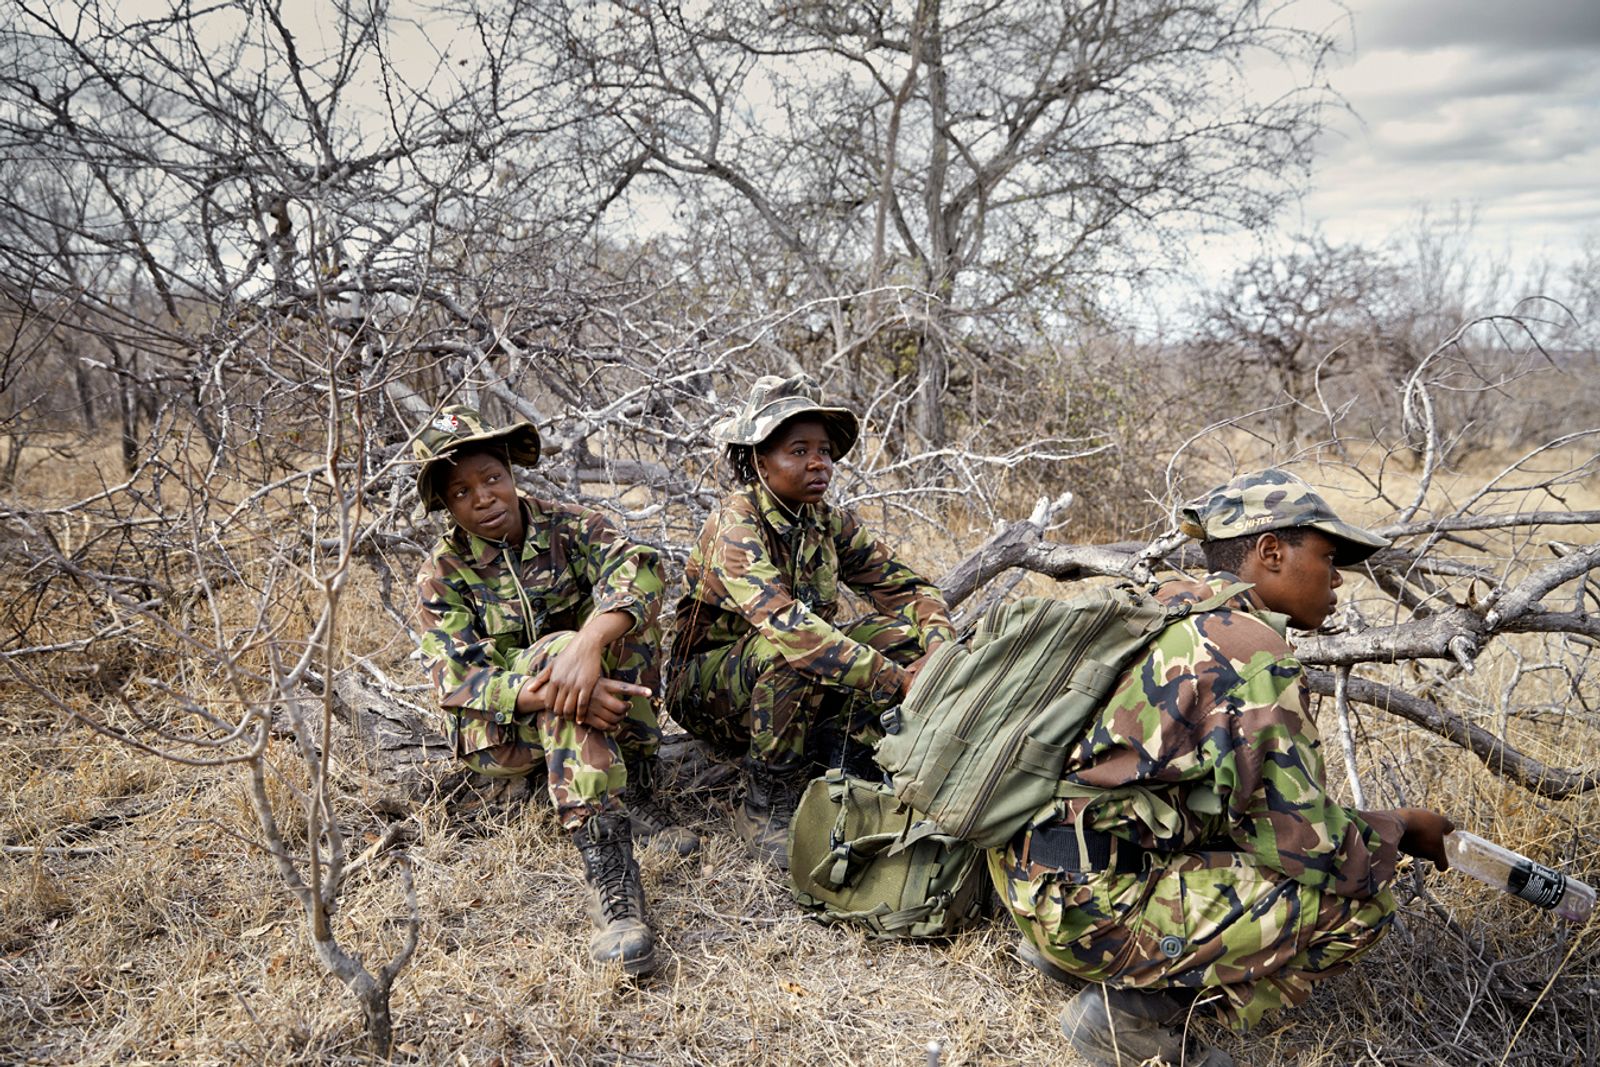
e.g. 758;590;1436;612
411;404;698;977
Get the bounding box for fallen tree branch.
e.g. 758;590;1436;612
1305;669;1598;799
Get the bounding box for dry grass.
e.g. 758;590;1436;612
3;440;1598;1067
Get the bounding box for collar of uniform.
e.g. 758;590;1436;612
1202;570;1267;613
750;481;822;535
1202;571;1290;636
454;496;548;563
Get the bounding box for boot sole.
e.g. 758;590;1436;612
619;945;661;977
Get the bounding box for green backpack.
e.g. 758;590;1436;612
787;771;989;938
874;580;1250;849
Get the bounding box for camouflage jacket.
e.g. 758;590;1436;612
1049;573;1404;901
671;483;955;705
415;494;664;723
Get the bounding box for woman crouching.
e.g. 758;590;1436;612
667;375;954;869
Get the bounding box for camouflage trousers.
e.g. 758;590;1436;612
667;613;930;769
989;839;1397;1031
450;625;662;831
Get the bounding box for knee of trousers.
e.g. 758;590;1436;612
460;742;544;779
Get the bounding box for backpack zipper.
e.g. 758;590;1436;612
940;599;1054;747
901;637;964;717
953;594;1120;839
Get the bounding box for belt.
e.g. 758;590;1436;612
1028;823;1147;875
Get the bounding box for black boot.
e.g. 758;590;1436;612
572;813;659;976
1016;937;1075;984
735;758;809;869
621;756;700;857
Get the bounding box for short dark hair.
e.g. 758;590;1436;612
1202;526;1308;575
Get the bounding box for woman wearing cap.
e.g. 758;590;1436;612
666;375;955;868
990;469;1453;1066
412;404;698;977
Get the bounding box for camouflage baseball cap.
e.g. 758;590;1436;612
1178;469;1390;566
412;404;541;512
711;374;860;458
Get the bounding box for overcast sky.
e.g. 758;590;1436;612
1267;0;1596;268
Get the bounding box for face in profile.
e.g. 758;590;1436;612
756;417;835;509
442;450;525;544
1246;528;1344;630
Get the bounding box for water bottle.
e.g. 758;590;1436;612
1442;830;1594;924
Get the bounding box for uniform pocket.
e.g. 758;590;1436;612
481;597;527;652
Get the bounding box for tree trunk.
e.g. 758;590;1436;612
913;335;948;448
73;348;97;431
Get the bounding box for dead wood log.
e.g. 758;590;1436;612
1305;669;1599;799
326;672;456;801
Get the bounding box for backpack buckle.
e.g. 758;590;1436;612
880;706;902;735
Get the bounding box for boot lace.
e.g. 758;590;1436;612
580;826;641;923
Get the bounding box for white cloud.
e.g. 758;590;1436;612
1358;0;1600;51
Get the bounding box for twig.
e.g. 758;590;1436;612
1332;666;1365;807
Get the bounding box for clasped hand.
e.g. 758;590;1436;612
514;621;649;732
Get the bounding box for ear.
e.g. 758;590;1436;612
1252;531;1287;573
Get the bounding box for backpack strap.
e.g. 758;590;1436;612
806;772;940;888
808;827;901;891
806;771;967;889
1040;584;1258;848
1175;580;1253;617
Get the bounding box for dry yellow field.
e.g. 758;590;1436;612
2;436;1596;1066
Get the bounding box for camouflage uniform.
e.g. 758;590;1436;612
996;471;1400;1034
668;480;954;768
415;479;666;831
412;403;675;974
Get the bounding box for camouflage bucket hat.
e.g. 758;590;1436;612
711;373;860;459
412;404;541;512
1179;469;1390;566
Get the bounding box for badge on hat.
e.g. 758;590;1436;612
432;413;461;433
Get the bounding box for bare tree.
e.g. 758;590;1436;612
1;360;424;1053
525;0;1339;446
0;1;611;1048
1193;233;1401;444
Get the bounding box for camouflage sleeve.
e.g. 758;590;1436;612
414;548;531;722
833;508;956;645
1206;654;1402;899
701;505;904;703
557;503;665;634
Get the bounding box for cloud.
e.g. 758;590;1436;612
1292;3;1600;268
1358;0;1600;52
1342;47;1599;118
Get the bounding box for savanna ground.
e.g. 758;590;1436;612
2;435;1597;1067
